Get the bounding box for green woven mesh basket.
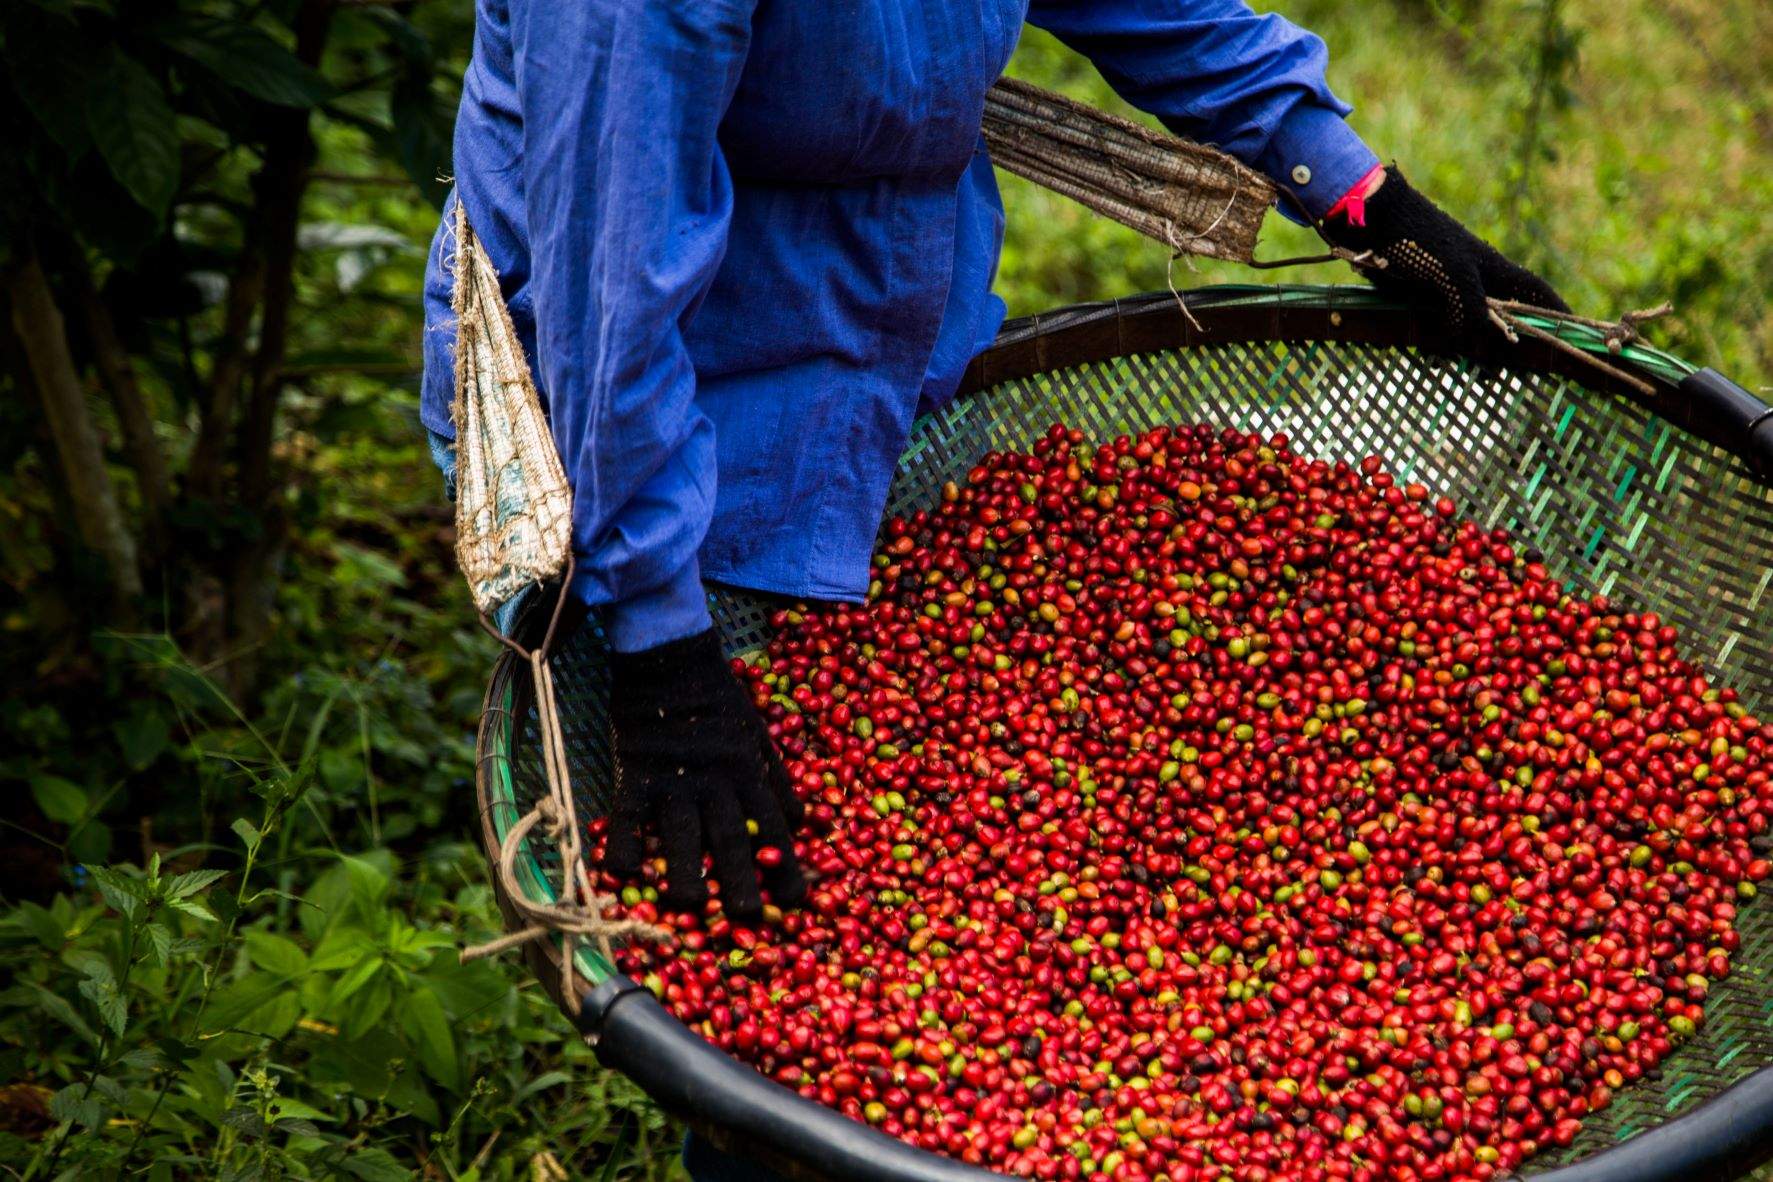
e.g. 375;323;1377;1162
477;285;1773;1181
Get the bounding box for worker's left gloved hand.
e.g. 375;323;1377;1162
1319;165;1569;335
603;628;807;921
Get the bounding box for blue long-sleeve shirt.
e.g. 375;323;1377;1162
421;0;1377;652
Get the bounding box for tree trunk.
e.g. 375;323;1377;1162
217;0;337;698
237;0;334;511
7;253;143;609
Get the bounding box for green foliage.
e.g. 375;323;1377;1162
159;16;338;110
86;52;182;220
0;8;674;1168
0;650;683;1182
0;0;1765;1177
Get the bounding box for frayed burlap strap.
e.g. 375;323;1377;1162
449;203;573;615
983;77;1275;264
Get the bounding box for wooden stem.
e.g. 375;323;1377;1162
76;268;171;545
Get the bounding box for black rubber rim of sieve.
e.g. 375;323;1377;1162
475;286;1773;1182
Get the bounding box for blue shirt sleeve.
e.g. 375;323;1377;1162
1025;0;1380;221
501;1;758;651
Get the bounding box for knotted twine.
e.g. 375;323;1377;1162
461;590;668;1013
446;205;664;1011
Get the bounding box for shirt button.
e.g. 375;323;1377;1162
1291;164;1313;186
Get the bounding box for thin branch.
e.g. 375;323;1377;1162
187;251;266;500
1490;298;1672;353
1486;298;1661;398
74;262;173;539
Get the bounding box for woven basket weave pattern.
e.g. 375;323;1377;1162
496;329;1773;1173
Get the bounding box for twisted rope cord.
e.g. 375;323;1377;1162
449;203;668;1007
459;582;668;1014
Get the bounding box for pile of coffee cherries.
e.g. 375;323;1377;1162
599;424;1771;1182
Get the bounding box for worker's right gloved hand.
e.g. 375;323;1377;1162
604;628;806;921
1319;165;1569;336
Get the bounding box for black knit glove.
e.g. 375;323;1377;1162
604;628;806;920
1319;166;1569;335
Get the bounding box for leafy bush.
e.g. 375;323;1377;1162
1;643;684;1182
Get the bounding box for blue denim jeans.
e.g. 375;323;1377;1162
682;1132;789;1182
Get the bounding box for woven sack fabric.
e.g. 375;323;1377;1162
448;204;573;615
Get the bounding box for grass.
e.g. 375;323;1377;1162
998;0;1771;389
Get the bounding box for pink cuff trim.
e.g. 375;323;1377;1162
1325;164;1386;228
